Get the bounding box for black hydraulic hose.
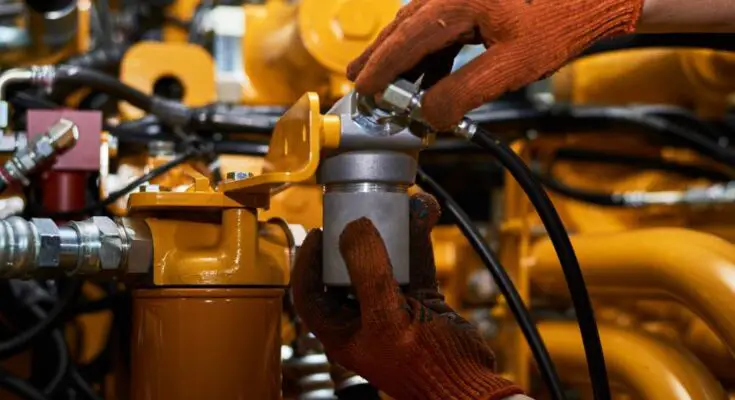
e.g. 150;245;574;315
54;66;155;113
580;33;735;59
552;148;733;182
536;147;734;207
469;128;610;400
472;106;735;167
0;280;81;360
0;369;48;400
416;168;567;400
64;43;129;71
68;365;101;400
29;306;69;398
534;173;624;207
47;150;197;219
36;146;198;218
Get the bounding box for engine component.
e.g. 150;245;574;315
0;118;78;189
0;215;151;278
319;88;430;286
27;0;79;49
123;166;292;399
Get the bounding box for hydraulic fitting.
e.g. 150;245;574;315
618;181;735;207
0;118;78;187
377;78;479;139
0;216;152;278
320;90;431;286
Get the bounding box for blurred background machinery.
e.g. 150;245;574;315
0;0;733;399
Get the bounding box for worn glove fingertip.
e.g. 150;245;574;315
410;192;441;229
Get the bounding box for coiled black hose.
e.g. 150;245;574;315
0;369;48;400
469;128;610;400
0;280;81;360
29;306;69;397
417;168;567;400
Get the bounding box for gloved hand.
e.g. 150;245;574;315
292;193;524;400
347;0;644;131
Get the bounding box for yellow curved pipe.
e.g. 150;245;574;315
539;322;725;399
531;228;735;356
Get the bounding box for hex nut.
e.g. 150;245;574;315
118;217;153;275
380;80;418;113
32;136;56;159
92;217;124;271
31;218;60;268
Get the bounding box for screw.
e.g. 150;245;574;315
225;171;253;181
138;184;161;193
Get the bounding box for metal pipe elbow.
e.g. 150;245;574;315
531;228;735;356
538;322;725;399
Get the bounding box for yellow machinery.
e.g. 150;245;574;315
2;0;735;399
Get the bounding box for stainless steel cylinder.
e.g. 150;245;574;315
319;150;416;286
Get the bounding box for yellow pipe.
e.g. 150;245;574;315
531;228;735;356
539;322;725;399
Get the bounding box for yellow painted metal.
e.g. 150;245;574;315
163;0;201;42
118;41;216;120
494;142;533;390
555;49;735;118
260;185;324;229
539;322;726;399
297;0;401;74
219;93;341;199
143;209;288;286
544;49;735;238
240;0;399;106
128;168;252;210
128;170;289;286
531;228;735;357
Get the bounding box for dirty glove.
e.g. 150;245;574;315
347;0;644;131
292;193;524;400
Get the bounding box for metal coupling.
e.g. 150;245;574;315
617;181;735;207
374;79;479;138
0;118;78;186
0;216;152;278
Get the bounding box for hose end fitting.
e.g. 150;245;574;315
1;118;78;186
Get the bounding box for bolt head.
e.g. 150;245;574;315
334;0;378;40
225;171;253;182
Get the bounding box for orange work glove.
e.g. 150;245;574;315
347;0;644;131
292;193;524;400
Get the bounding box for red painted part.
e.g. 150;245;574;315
27;109;102;171
42;171;88;218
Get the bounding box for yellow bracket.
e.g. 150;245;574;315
219;92;341;202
